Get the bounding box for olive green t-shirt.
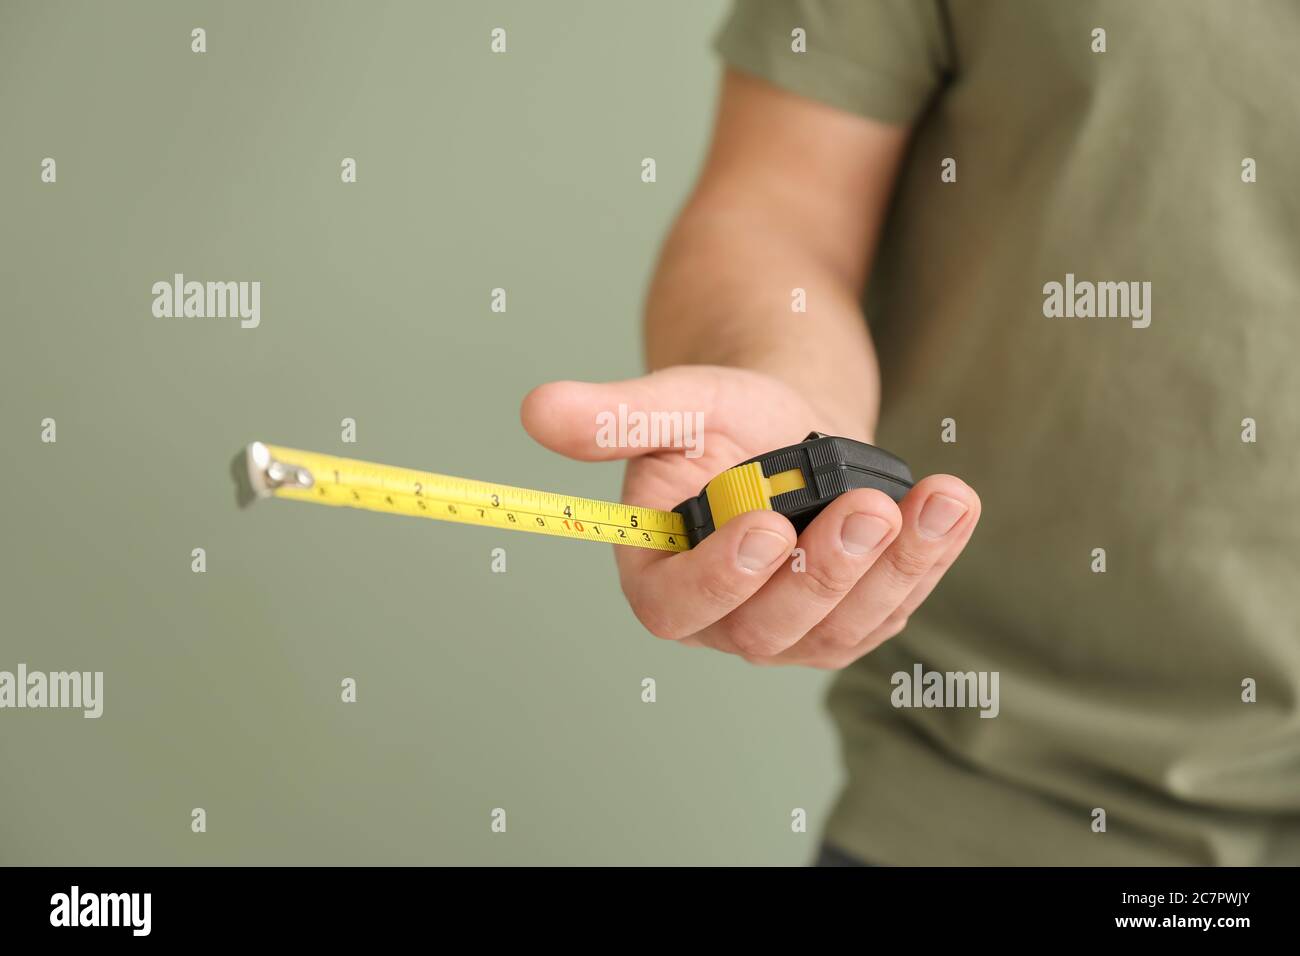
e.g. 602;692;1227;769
717;0;1300;865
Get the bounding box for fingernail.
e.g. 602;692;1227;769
917;494;968;539
738;529;791;570
841;513;891;555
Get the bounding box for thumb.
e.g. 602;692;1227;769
520;368;713;462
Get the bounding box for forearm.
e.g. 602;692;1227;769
644;203;881;442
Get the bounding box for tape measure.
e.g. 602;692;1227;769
234;433;913;552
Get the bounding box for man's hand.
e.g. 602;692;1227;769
522;365;980;669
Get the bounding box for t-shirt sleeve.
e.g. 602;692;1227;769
714;0;953;126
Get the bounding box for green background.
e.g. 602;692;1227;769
0;0;839;865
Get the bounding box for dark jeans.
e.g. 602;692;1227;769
814;843;872;867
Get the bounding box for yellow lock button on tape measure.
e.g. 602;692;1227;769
233;432;913;552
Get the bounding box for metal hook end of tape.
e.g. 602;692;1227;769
233;441;313;509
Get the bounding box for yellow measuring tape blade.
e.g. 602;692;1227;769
249;443;691;553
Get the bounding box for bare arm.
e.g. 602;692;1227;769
645;68;911;440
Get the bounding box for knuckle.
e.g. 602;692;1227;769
810;617;868;649
798;559;861;603
697;569;750;610
723;617;785;657
883;546;933;584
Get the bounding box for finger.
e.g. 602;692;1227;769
715;488;901;657
766;488;982;669
618;509;797;641
804;475;978;649
859;487;981;650
519;368;713;461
